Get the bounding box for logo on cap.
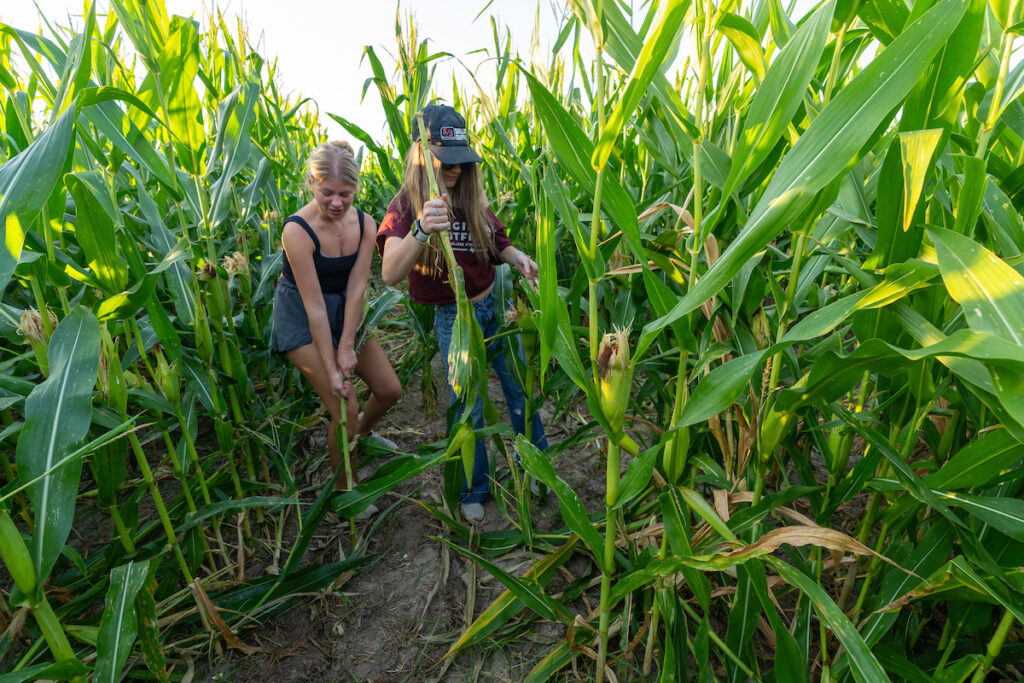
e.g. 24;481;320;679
438;127;468;142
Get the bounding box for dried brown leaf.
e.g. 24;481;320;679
190;580;260;655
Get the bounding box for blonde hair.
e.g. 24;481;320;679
400;143;497;274
306;140;359;187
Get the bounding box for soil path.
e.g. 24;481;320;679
205;352;605;682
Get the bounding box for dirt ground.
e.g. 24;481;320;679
201;355;608;682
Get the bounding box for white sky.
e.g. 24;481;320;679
1;0;578;144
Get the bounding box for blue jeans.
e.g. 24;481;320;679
434;293;549;503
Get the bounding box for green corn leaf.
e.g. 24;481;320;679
982;180;1024;254
677;352;765;427
124;166;194;324
0;27;62;91
331;450;447;519
77;84;164;120
0;660;90;683
743;559;806;683
541;167;600;279
992;57;1024;125
443;538;577;657
181;358;216;414
15;307;100;598
95;559;150;683
108;0;168;69
207;81;258;226
717;13;766;82
355;287;404;351
267;466;347;606
95;274;159;322
770;558;888;681
855;522;954;650
951;155;988;238
896;556;1024;624
592;0;690;170
542;292;594;399
328;112;401;187
932;656;982;683
899;129;942;232
0;102;76;291
49;2;93;118
936;490;1024;543
179;497;293;534
863;149;915;271
779;331;1024;414
133;575;169;683
447;296;486;404
413;500;530;556
516;436;607;571
927;428;1024;490
901;0;984;132
726;566;758;682
139;17;204;174
65;171;130;294
363;46;412;157
522;67;643;262
661;489;711;610
680;487;739;544
145;297;182;364
436;536;573;624
641;267;696;351
1;417;133;507
929;227;1024;346
567;0;699;145
523;641;573;683
638;0;968;359
532;180;559;384
722;1;833;199
80;99;177;190
676;261;937;426
254;252;283;302
214;558;374;621
857;0;908;43
832;406;966;535
614;442;659;509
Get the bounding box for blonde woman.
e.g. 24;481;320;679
376;105;547;522
272;141;401;516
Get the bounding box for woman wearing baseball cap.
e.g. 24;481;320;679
376;105;548;522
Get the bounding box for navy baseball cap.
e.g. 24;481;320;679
413;105;483;165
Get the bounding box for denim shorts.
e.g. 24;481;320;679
271;278;346;352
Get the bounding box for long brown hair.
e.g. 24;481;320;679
399;144;497;275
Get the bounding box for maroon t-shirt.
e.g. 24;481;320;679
376;194;513;305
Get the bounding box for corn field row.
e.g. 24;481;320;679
2;0;1024;681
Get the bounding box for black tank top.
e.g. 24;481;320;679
280;210;364;294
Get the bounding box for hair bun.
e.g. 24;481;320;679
330;140;354;156
306;140;360;186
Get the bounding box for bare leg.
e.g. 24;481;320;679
287;344;359;490
353;336;402;437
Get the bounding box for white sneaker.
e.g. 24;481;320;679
354;503;379;521
461;502;485;522
529;477;543;497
